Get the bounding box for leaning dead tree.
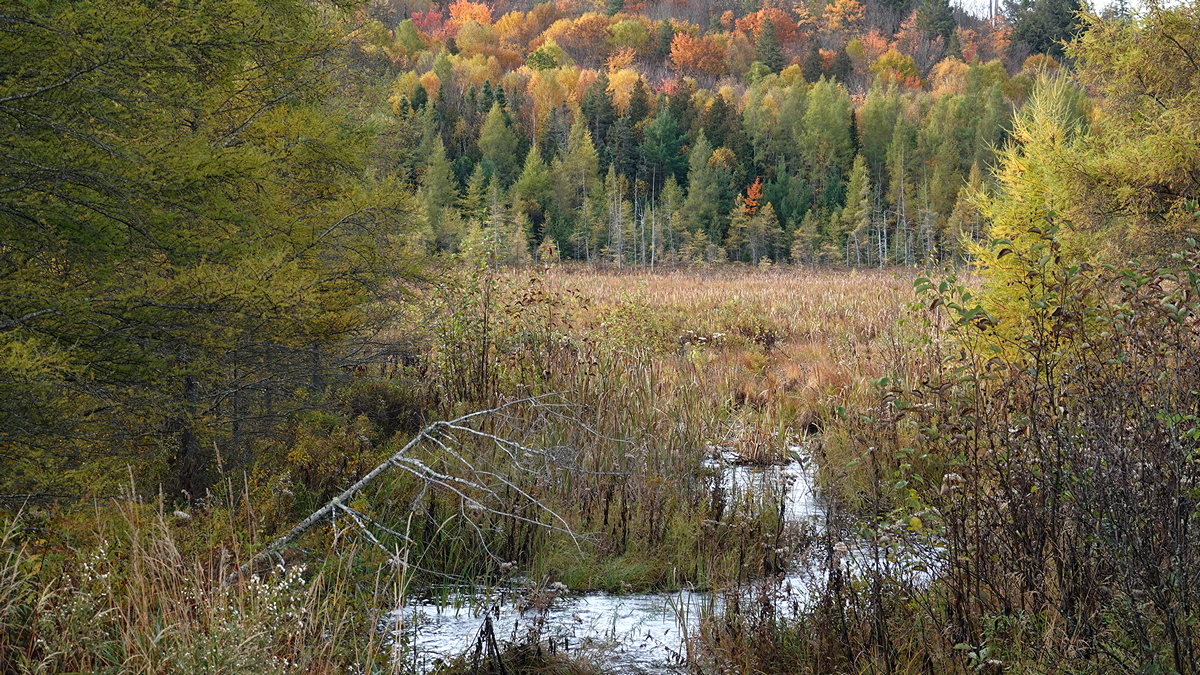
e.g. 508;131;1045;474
237;396;584;580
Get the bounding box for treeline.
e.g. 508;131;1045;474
397;60;1039;267
344;0;1086;268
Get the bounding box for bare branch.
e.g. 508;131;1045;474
234;397;576;581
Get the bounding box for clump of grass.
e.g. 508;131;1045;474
0;498;401;674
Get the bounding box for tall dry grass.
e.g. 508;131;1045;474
0;498;399;675
375;265;927;592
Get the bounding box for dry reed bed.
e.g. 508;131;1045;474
381;266;931;591
542;266;923;434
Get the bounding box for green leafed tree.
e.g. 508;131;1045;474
479;102;520;188
0;0;417;500
801;79;855;207
681;131;723;243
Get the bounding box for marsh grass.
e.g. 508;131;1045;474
695;244;1200;675
372;265;924;594
0;496;401;675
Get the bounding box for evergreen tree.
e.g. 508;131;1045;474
830;48;853;84
0;0;417;496
917;0;957;41
512;145;553;242
655;21;676;60
601;166;635;266
640;108;689;193
460;163;490;224
887;118;919;265
1009;0;1085;57
659;175;686;261
607;117;639;183
479;103;519;187
420;137;462;251
627;79;652;129
755;18;786;73
791;210;821;267
552;119;601;257
840;154;873;266
803;47;825;83
859;82;903;186
802;79;855;206
582;73;616;162
681;131;723;243
725;195;752;261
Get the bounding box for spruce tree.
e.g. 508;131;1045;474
479;103;519;187
755;18;786;73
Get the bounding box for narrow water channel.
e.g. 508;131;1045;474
394;447;825;673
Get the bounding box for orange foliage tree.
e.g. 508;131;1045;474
412;8;446;38
744;177;763;216
542;13;614;66
670;33;726;75
859;28;894;62
735;8;799;43
823;0;865;36
448;0;493;30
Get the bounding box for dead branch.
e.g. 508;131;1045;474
235;396;573;581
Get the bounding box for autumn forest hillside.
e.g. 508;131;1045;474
348;0;1087;268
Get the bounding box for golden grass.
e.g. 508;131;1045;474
381;265;933;590
540;265;923;447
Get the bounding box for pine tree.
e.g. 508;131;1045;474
840;154;873;265
479;103;520;187
1010;0;1085;57
803;47;825;83
681;131;723;243
791;210;821;267
0;0;419;495
916;0;956;41
552;119;600;258
755;18;786;73
420;137;462;251
582;73;616;161
640;108;688;193
461;163;490;224
887;118;919;265
512;145;553;242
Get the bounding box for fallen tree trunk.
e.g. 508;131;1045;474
235;399;564;580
